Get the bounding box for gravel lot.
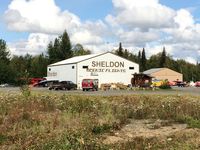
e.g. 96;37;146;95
0;86;200;96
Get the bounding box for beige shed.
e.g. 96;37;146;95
143;68;183;82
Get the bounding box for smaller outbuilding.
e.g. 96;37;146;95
143;68;183;82
131;73;153;87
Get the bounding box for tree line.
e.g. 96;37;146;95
115;42;200;81
0;31;91;85
0;31;199;85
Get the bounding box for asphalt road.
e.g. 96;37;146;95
0;86;200;96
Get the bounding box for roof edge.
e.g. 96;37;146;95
48;51;139;67
48;52;110;67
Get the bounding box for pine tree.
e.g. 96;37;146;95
47;30;73;63
0;39;10;64
0;39;13;84
129;53;138;63
141;48;147;72
160;46;166;67
30;54;48;77
59;30;72;59
47;41;56;64
138;50;141;64
53;38;60;62
124;49;129;58
116;42;123;57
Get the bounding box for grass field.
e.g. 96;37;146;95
1;89;200;149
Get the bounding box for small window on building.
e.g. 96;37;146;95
49;68;51;71
82;66;88;69
129;67;134;70
72;66;75;69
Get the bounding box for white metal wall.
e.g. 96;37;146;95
47;64;77;83
77;53;139;89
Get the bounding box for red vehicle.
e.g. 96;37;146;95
82;79;98;91
168;81;177;86
195;81;200;87
30;78;46;86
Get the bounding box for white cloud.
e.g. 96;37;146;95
106;0;176;30
70;20;108;46
4;0;200;63
174;9;194;30
144;43;200;64
105;0;200;63
9;33;56;56
71;30;103;45
5;0;108;54
5;0;81;34
116;29;160;46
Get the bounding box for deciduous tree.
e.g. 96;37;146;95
72;43;91;56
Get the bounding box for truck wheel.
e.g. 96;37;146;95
82;88;85;91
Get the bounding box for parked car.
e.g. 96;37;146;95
0;83;10;87
195;81;200;87
189;81;196;87
33;80;59;87
82;79;98;91
176;81;187;87
30;78;46;86
49;81;77;90
168;81;177;86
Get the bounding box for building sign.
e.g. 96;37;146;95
47;72;57;77
87;61;126;73
92;61;124;68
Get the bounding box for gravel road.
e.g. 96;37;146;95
0;86;200;96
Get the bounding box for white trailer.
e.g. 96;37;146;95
47;52;139;89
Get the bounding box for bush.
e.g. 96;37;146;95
159;80;171;89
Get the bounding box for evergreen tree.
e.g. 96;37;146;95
59;30;72;59
47;30;73;63
160;47;166;67
138;50;141;64
147;54;160;69
0;39;12;83
129;53;138;63
116;42;123;57
141;48;147;72
24;54;32;73
123;49;129;58
30;54;48;77
47;41;55;64
9;55;31;84
53;38;61;62
0;39;10;64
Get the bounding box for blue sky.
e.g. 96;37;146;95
0;0;200;63
56;0;113;20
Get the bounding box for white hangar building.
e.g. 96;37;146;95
47;52;139;89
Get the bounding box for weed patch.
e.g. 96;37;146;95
0;93;200;149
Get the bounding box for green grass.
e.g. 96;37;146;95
0;92;200;149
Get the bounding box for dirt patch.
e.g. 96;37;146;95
103;119;188;144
